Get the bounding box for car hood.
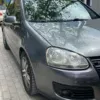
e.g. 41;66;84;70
29;21;100;57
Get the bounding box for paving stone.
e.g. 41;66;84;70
0;90;3;97
10;93;19;100
1;85;8;92
3;91;11;99
0;75;5;80
3;99;11;100
8;86;17;94
0;79;7;86
0;97;3;100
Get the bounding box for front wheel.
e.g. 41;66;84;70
20;52;38;96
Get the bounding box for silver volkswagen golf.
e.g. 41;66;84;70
2;0;100;100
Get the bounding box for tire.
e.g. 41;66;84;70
2;33;10;50
20;52;38;96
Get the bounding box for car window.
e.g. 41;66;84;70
0;5;6;10
23;0;100;22
7;0;20;22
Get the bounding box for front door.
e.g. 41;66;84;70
5;0;22;62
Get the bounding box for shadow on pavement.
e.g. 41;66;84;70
30;94;49;100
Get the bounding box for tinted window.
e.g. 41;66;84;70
7;0;20;21
23;0;99;22
0;5;6;10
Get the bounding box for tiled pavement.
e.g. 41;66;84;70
0;28;48;100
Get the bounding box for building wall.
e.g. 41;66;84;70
91;0;100;13
86;0;100;30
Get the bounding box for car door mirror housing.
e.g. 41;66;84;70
5;16;16;23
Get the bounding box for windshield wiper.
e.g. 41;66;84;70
71;18;88;21
28;18;88;23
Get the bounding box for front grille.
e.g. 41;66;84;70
90;57;100;78
53;82;94;99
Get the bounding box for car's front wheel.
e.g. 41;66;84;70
20;52;38;96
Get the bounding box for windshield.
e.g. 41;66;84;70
23;0;100;22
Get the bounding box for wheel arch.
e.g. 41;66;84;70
19;47;37;78
19;47;32;63
19;47;38;94
19;47;25;59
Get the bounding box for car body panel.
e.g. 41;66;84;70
2;0;100;100
4;20;100;100
35;62;100;100
0;10;6;22
29;21;100;57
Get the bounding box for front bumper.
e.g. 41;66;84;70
53;82;94;99
34;59;100;100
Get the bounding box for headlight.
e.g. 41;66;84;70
46;47;89;69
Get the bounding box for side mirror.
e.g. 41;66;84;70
4;16;16;23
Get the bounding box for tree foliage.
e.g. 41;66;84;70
25;0;73;21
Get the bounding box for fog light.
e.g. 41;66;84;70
62;90;73;97
53;82;94;99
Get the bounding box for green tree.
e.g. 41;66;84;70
0;0;4;4
25;0;73;21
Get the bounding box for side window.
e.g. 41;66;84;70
7;0;20;22
82;0;92;7
87;0;92;7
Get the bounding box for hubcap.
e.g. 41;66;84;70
22;57;31;89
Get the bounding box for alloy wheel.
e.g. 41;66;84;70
22;57;31;89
